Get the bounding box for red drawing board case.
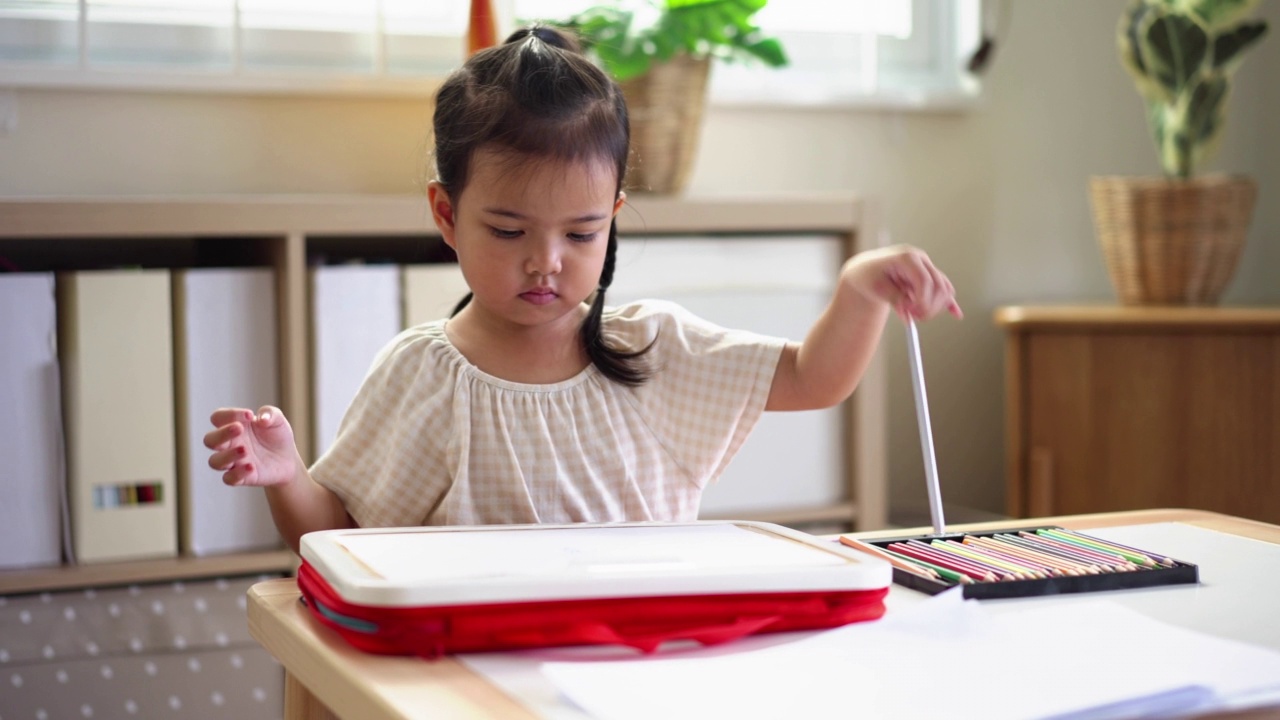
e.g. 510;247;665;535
297;521;891;658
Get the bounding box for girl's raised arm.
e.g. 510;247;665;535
766;245;961;412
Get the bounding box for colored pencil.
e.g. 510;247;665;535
896;544;995;583
965;536;1075;577
1042;529;1167;568
918;540;1022;582
985;536;1090;576
1025;533;1137;572
1055;529;1176;566
880;548;974;585
1039;528;1154;567
907;540;1015;581
888;542;996;582
838;537;941;580
1019;532;1139;571
911;538;1018;584
936;540;1044;579
1009;532;1119;572
995;534;1105;574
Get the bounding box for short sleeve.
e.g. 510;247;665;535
608;301;787;487
309;325;457;528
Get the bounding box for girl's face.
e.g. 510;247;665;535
430;147;624;333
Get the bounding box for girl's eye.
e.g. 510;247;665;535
568;233;596;243
489;227;521;239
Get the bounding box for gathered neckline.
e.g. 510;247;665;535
432;321;599;394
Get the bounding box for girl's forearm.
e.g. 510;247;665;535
771;282;890;411
264;456;352;553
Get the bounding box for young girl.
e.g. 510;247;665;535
204;25;961;553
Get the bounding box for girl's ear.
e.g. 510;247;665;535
428;181;458;250
612;191;627;219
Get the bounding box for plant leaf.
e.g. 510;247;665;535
1119;2;1176;102
559;0;784;78
1119;0;1153;77
737;36;787;67
666;0;767;12
1144;12;1209;93
1185;74;1227;144
1212;20;1268;70
1189;0;1260;30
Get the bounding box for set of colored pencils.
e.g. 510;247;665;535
841;528;1178;585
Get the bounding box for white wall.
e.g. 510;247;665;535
687;1;1280;517
2;1;1276;519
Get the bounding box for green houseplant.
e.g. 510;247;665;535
1090;0;1268;305
540;0;787;193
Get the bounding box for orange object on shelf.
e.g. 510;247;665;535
467;0;498;57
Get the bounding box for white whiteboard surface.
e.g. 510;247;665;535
301;521;889;606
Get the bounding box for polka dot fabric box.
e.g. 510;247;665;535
0;574;284;719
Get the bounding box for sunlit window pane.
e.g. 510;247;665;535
513;0;911;38
382;0;464;75
755;0;911;38
237;0;374;72
513;0;593;23
90;0;228;27
239;0;373;32
87;0;232;67
383;0;466;36
0;0;78;63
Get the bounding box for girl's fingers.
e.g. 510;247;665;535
208;445;247;472
210;408;254;428
202;422;242;451
903;266;961;321
925;263;951;316
222;463;257;487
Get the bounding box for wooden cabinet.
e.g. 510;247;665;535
997;306;1280;523
0;195;887;595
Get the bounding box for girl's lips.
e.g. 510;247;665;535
520;289;558;305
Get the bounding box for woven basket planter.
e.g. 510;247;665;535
619;54;711;194
1089;175;1257;305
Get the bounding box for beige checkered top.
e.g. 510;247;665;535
311;300;786;528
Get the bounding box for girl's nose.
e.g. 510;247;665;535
525;240;562;277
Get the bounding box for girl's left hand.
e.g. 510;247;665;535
842;245;963;321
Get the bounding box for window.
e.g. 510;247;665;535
514;0;981;109
0;0;465;94
711;0;981;109
0;0;979;108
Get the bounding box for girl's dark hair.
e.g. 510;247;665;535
434;24;651;387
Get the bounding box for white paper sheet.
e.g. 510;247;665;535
460;522;1280;720
541;590;1280;720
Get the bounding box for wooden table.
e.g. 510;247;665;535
247;509;1280;720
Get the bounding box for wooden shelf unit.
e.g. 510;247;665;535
0;550;297;596
997;304;1280;523
0;194;888;593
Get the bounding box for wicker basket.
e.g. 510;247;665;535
1089;174;1257;305
619;54;711;194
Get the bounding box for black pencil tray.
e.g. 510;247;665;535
864;525;1199;600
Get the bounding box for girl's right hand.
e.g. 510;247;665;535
204;406;300;487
